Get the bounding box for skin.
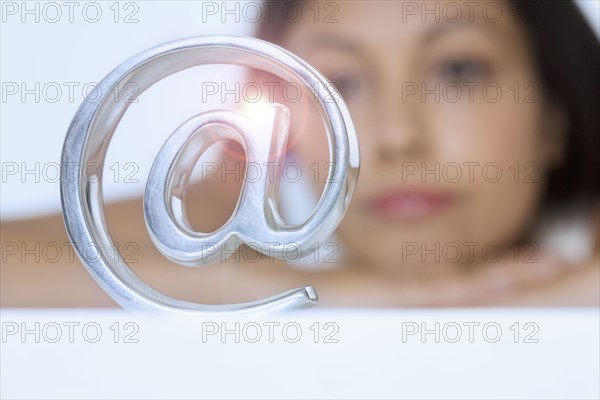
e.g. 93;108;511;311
1;1;598;308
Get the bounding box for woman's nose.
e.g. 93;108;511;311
374;86;426;162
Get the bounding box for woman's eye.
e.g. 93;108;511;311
437;58;488;83
327;72;362;99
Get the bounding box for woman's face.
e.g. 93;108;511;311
275;0;563;273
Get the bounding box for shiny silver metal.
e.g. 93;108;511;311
60;36;360;315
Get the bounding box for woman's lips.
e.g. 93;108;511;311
366;189;455;220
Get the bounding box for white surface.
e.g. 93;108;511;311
1;308;599;399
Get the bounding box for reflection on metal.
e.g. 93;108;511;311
61;36;359;315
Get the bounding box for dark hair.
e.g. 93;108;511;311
257;0;600;208
512;1;599;206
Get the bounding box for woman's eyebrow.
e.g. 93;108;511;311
305;33;365;56
421;20;513;46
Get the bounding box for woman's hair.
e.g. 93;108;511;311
514;1;599;207
256;0;600;210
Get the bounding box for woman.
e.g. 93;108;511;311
2;0;598;307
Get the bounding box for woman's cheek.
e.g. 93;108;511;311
429;80;544;164
424;90;546;245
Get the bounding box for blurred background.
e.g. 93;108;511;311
1;1;597;220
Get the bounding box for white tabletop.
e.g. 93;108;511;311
1;308;598;399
